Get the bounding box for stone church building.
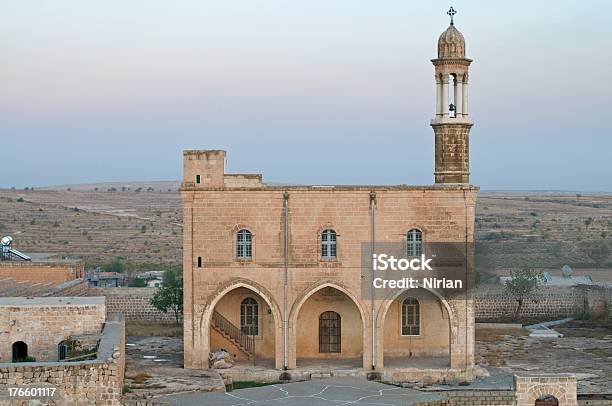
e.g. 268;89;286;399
181;18;478;381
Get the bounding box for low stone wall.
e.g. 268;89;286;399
442;390;515;405
578;398;612;406
88;288;177;323
89;285;609;324
0;313;125;406
475;285;610;320
515;373;577;406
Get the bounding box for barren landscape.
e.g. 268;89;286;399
0;185;610;279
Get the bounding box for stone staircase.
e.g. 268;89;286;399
211;311;254;359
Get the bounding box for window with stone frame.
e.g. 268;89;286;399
406;229;423;257
321;229;337;259
236;229;252;259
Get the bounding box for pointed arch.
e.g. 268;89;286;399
288;280;368;368
197;278;283;369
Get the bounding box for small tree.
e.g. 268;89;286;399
504;268;544;319
105;259;124;273
150;269;183;324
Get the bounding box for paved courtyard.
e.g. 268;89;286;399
157;377;446;406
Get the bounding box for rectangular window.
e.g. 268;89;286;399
196;174;201;184
237;230;253;259
401;300;420;336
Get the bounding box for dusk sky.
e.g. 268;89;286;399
1;1;610;191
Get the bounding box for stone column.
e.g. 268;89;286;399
455;79;463;116
436;79;443;116
462;79;468;116
442;78;449;118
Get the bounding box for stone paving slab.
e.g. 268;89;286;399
157;377;447;406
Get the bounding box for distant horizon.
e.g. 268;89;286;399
2;180;610;194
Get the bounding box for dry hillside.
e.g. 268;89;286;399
0;187;610;277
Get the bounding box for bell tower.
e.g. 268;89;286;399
431;7;473;184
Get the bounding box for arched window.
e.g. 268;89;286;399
237;229;252;259
401;297;420;336
321;229;337;259
406;229;422;257
319;311;341;353
12;341;28;362
240;297;259;336
58;340;70;361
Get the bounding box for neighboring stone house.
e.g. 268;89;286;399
0;297;106;362
0;297;125;405
181;20;478;382
86;270;127;288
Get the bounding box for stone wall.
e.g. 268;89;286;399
181;182;478;372
87;284;609;325
0;262;84;285
0;313;125;406
441;390;515;405
578;398;612;406
475;285;610;320
88;288;177;323
0;297;106;362
514;373;578;406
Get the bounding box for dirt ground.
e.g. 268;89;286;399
123;336;225;400
125;320;612;398
1;189;609;272
476;321;612;394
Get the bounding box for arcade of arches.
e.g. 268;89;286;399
198;282;459;372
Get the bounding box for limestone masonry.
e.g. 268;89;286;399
181;19;478;383
0;298;125;405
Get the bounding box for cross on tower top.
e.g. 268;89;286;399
447;6;456;25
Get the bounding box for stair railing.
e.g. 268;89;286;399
212;311;255;355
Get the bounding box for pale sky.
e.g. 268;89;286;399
1;1;611;191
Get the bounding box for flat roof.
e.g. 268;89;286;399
180;184;480;192
0;296;104;307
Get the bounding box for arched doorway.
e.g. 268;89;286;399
535;395;559;406
209;287;276;367
319;311;341;353
294;286;364;368
12;341;28;362
381;288;451;368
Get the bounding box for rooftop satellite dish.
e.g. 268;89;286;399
1;236;30;261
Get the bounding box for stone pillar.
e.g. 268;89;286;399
442;78;449;117
436;78;443;116
462;80;468;116
455;80;463;116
